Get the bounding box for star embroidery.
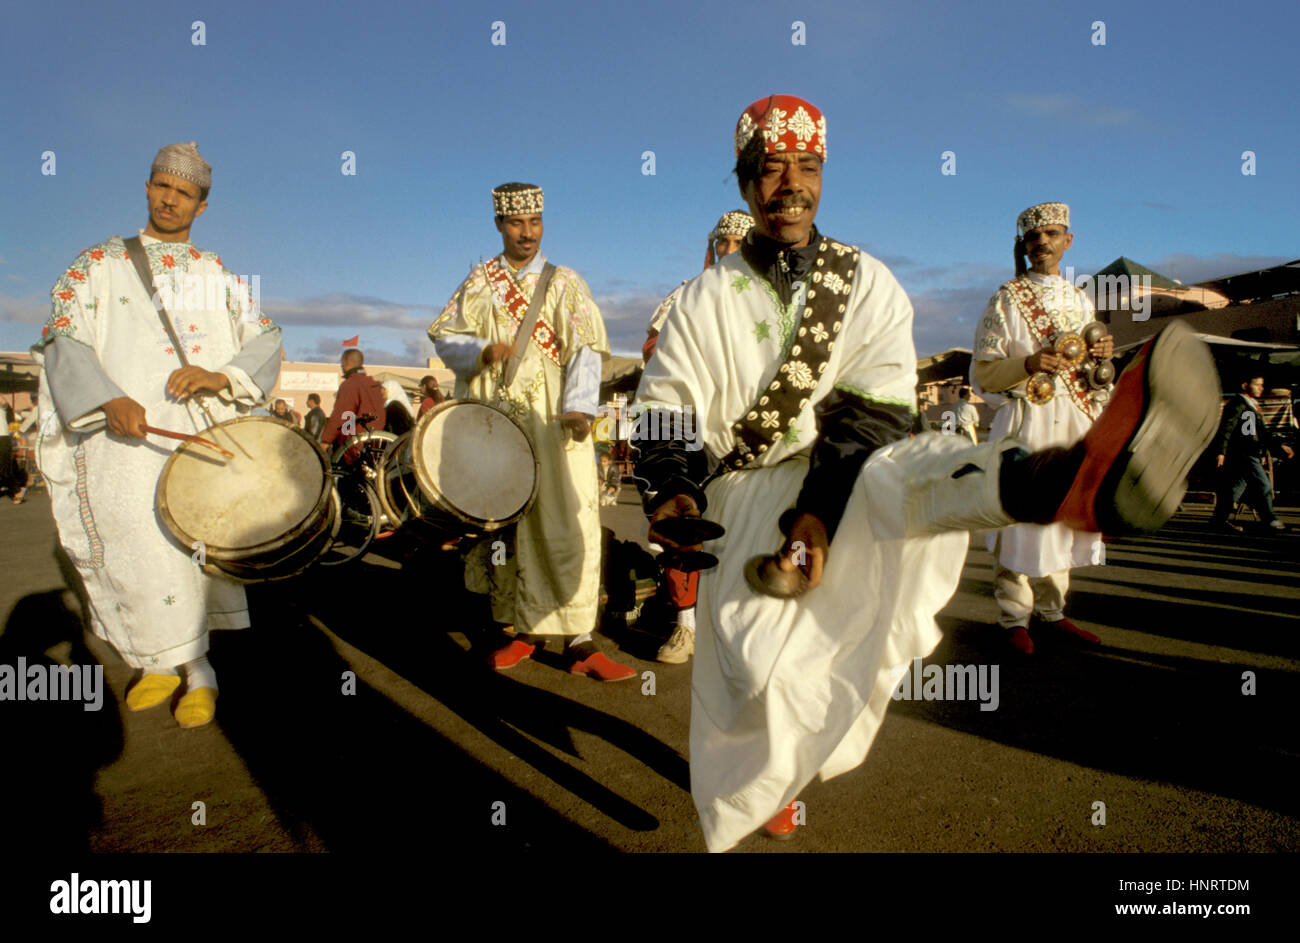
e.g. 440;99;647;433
753;320;771;342
163;595;176;606
732;274;751;294
784;426;800;445
119;296;130;305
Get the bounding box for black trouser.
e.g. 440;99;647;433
0;437;28;495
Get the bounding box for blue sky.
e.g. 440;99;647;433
2;0;1296;362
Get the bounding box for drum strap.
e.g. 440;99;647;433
123;235;190;369
502;262;557;389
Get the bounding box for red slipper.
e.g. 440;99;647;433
488;639;535;670
764;801;800;840
569;651;637;682
1007;626;1035;655
1038;618;1100;644
1055;321;1218;535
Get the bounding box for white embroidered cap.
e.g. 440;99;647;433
151;142;212;191
1017;202;1070;236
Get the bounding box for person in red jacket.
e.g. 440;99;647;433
321;348;387;447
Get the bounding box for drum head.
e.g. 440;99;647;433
410;402;537;527
159;417;330;552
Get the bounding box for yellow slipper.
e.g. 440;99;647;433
125;673;182;712
174;687;218;729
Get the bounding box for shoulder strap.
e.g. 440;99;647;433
714;237;859;472
502;261;556;389
123;235;190;368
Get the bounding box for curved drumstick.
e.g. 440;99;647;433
144;425;235;459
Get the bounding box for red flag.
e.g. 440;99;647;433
342;335;359;347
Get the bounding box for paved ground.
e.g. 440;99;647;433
2;483;1298;855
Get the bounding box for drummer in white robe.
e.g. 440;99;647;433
634;96;1217;852
430;183;636;682
970;203;1113;655
33;142;282;728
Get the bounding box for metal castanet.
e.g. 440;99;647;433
156;416;336;582
1056;332;1087;367
744;553;811;599
1026;372;1057;405
380;400;538;536
1080;321;1108;349
650;516;725;546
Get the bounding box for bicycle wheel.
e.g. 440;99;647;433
319;479;381;566
331;430;398;473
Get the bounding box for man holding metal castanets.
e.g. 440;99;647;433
970;202;1116;655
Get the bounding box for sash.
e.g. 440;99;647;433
1002;276;1100;421
716;237;859;471
482;257;562;371
123;235;190;369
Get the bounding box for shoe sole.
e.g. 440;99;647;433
1081;322;1219;535
570;669;638;682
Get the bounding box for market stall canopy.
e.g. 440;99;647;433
916;348;972;385
0;354;39;394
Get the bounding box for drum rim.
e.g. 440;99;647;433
407;400;539;529
200;487;341;583
157;415;333;557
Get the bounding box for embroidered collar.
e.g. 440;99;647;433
741;227;820;307
503;252;547;280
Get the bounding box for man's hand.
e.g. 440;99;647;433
1025;348;1061;374
1089;333;1115;360
1283;445;1295;460
103;396;147;438
481;343;513;366
557;411;592;442
777;512;828;590
648;493;702;551
1216;454;1226;468
166;366;231;400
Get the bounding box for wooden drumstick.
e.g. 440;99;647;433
144;425;235;459
187;394;254;460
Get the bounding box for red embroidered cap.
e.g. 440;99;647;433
734;95;827;161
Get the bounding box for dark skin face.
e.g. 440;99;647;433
144;171;207;243
714;233;745;259
496;213;543;268
1023;223;1073;276
741;152;822;247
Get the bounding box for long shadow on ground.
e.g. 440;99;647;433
213;570;617;853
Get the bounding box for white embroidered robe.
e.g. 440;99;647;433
636;247;970;852
33;232;282;669
972;272;1104;576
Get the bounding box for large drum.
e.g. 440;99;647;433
380;401;537;535
157;416;337;582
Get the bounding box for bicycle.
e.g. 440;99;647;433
318;414;398;567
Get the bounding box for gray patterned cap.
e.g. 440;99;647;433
151;141;212;191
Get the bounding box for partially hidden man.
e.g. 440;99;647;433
634;95;1221;851
430;183;635;681
33;143;282;728
970;202;1114;654
644;208;754;666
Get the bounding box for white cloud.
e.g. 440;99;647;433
1007;93;1139;127
0;294;47;324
